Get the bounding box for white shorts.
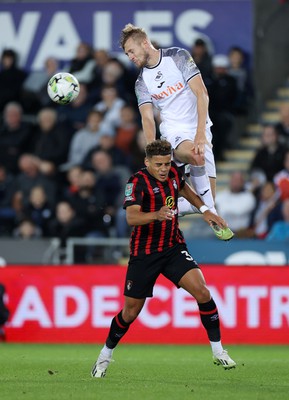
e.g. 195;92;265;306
161;127;216;178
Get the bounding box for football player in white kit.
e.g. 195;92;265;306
120;23;234;241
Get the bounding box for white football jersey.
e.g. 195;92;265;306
135;47;213;138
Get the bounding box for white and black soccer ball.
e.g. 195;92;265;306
47;72;80;105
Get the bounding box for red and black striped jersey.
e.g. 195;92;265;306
123;162;186;256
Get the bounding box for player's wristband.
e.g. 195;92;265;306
199;205;209;214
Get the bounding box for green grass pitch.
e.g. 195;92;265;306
1;344;288;400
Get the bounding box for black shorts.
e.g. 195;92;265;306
124;243;199;299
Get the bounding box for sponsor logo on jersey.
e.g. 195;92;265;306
166;196;175;209
157;81;165;88
151;82;184;100
172;179;177;190
153;187;160;193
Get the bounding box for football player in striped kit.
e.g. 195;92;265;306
91;140;236;378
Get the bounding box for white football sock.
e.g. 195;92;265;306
101;344;114;358
190;165;217;214
210;340;224;356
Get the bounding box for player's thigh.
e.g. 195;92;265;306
162;244;199;286
174;140;202;165
124;254;163;298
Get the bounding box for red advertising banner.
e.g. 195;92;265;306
1;265;289;344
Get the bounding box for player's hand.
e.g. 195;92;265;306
192;133;212;155
192;135;206;155
156;206;174;221
202;210;227;229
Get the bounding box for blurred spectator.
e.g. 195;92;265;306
250;181;279;239
67;170;109;237
227;46;253;116
13;218;42;239
91;150;122;207
273;149;289;201
13;154;58;209
0;165;17;235
91;150;129;236
0;49;27;112
266;198;289;241
0;102;35;174
275;101;289;145
102;58;126;88
63;165;83;198
115;104;140;155
89;49;111;102
22;185;54;236
57;83;93;131
67;42;95;84
21;57;60;113
94;49;110;68
215;171;256;237
206;54;238;160
94;84;126;131
190;38;213;82
128;129;146;172
82;133;129;171
250;124;288;182
100;58;137;103
47;201;86;247
64;110;113;169
227;46;254;145
32;108;72;175
245;168;267;198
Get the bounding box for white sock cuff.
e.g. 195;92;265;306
190;165;206;176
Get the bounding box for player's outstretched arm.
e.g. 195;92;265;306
126;204;174;226
179;182;227;228
201;210;227;229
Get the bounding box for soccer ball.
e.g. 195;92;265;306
47;72;80;105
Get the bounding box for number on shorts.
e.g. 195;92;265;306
181;250;194;261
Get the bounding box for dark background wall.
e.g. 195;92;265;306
254;0;289;112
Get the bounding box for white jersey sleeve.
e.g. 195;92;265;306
135;72;152;107
168;47;200;82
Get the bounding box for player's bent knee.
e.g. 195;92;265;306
194;286;211;303
190;153;205;165
122;307;142;323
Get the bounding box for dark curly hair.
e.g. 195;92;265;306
145;140;172;158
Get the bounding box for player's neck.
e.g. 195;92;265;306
146;49;161;68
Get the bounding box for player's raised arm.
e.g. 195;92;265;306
187;74;210;155
139;103;156;144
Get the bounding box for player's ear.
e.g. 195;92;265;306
142;38;150;48
144;157;149;167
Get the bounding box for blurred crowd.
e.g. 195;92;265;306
0;44;146;256
0;38;287;257
215;122;289;241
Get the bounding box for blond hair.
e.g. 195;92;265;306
119;23;148;49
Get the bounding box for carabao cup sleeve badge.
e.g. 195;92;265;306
125;183;134;196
